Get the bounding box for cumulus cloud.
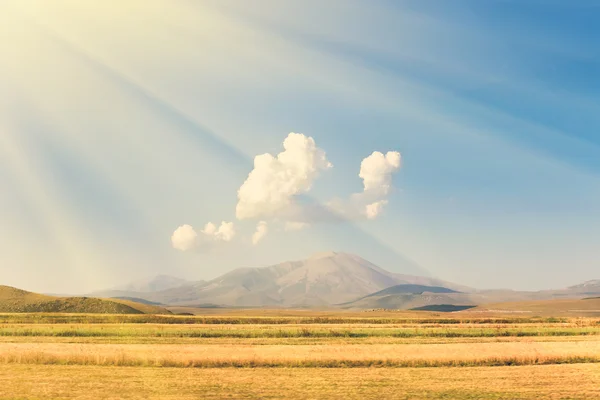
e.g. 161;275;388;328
359;151;401;197
172;133;402;252
364;200;388;220
202;221;236;242
171;221;236;252
171;224;198;251
252;221;268;245
236;133;332;220
354;151;401;219
328;151;402;220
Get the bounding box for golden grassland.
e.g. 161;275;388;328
2;311;596;324
2;364;600;400
2;340;600;368
0;322;598;340
4;334;600;345
1;311;600;399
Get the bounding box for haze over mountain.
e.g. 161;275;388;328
567;280;600;293
93;252;470;307
104;275;192;293
87;251;600;310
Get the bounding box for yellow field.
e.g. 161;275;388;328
1;311;599;399
2;340;600;367
2;364;600;399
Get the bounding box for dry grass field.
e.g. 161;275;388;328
2;364;600;400
0;310;599;399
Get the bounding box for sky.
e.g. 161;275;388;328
1;0;599;293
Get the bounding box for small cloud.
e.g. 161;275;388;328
202;221;236;242
252;221;268;245
359;151;401;198
172;221;236;252
365;200;388;220
328;151;402;221
285;221;310;231
236;133;332;220
171;224;198;251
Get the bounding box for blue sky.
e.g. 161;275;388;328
1;0;599;293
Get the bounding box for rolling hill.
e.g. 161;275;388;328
0;286;171;314
337;283;599;311
339;284;475;309
364;284;459;297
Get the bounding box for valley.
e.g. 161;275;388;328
2;252;599;399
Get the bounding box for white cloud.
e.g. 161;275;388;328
173;136;401;252
172;221;235;252
359;151;401;197
353;151;401;218
171;224;198;251
251;221;268;245
328;151;402;220
285;221;310;231
364;200;388;220
236;133;332;220
202;221;236;242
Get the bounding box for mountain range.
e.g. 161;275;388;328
90;251;600;309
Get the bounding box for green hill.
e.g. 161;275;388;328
339;285;474;310
365;284;459;297
410;304;476;312
0;286;171;314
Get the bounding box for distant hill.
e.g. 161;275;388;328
339;284;466;310
341;292;477;310
569;279;600;289
364;284;459;297
125;252;470;307
339;284;563;310
471;297;600;316
565;280;600;295
110;296;164;306
0;286;171;314
411;305;476;312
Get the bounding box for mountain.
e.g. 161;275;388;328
106;274;191;293
86;252;600;309
0;285;171;314
130;252;469;307
566;280;600;294
519;280;600;301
